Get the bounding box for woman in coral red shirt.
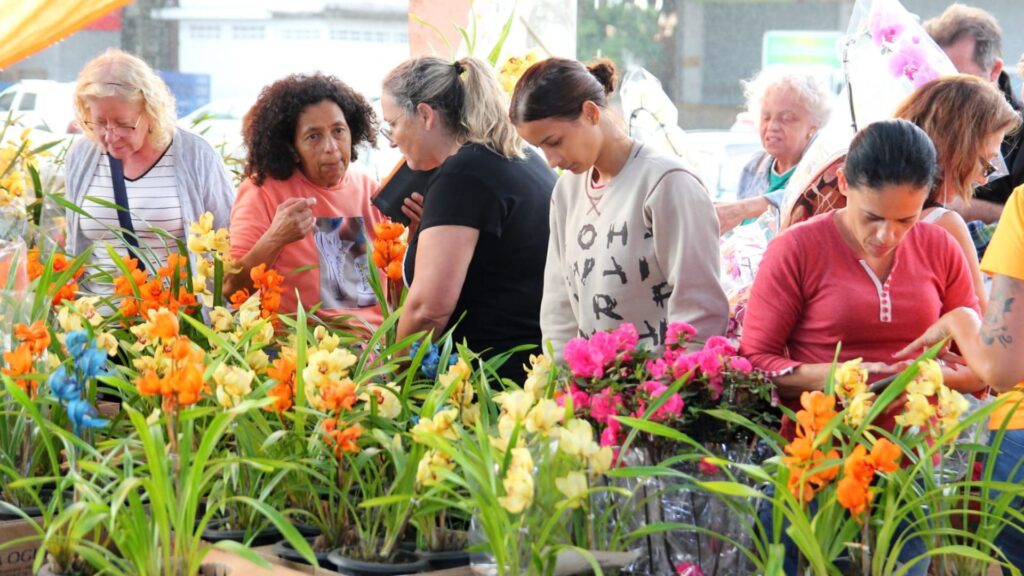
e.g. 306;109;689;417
740;119;984;437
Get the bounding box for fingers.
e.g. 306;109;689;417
893;337;929;360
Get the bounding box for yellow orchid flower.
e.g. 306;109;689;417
834;358;868;401
896;392;936;428
844;391;876;428
525;398;563;435
555;471;589;508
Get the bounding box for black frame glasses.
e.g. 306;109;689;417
980;156;999;179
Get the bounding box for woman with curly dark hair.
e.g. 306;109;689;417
228;73;385;326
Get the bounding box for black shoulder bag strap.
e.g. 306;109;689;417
107;155;146;272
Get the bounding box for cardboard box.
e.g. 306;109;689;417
0;517;42;576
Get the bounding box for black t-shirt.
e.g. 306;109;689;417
405;143;555;381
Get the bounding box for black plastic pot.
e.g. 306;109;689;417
272;537;334;569
293;522;321;537
326;548;429;576
0;488;70;521
418;548;470;570
201;518;282;547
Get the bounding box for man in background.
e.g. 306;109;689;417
925;3;1024;238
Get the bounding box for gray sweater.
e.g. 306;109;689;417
541;142;729;355
64;128;235;268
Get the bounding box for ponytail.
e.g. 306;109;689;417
383;56;524;159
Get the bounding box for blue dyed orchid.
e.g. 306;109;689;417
48;330;109;436
411;341;457;380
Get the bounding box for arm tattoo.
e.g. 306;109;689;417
981;275;1020;348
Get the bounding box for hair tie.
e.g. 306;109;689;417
453;60;465;75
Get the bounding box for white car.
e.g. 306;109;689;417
677;130;763;202
0;80;77;134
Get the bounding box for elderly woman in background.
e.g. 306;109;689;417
66;49;234;288
715;68;832;234
381;56;556;382
228;73;384;328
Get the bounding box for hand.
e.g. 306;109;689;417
861;360;913;377
267;197;316;246
892;310;978;360
402;192;424;237
715;197;769;235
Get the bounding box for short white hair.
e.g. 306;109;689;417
742;68;832;129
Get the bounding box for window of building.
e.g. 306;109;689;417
189;24;221;40
393;31;409;43
330;29;355;41
283;28;321;41
233;25;265;40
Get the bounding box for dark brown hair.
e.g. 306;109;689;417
243;73;376;185
509;57;617;124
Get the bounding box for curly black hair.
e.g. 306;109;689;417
243;73;377;185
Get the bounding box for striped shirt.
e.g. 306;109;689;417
79;146;183;286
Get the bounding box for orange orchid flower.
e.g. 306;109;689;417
795;391;837;437
2;343;36;394
375;221;405;241
323;379;359;413
837;475;872;517
27;248;43;281
14;321;50;356
265;352;297;413
149;309;180;341
868;438;901;474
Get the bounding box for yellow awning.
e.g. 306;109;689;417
0;0;135;70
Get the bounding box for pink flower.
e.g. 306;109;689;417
564;338;601;378
696;350;723;379
665;322;697;349
889;37;940;87
704;336;736;356
589;388;623;424
698;457;719;476
589;331;619;367
646;358;668;380
639;380;684;421
728;356;753;375
600;419;621;447
676;562;704;576
612;323;638;354
559;382;591;412
868;6;904;46
671;353;699;381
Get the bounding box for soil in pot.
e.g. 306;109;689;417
273;537;334;569
327;549;429;576
0;488;72;521
201;518;282;547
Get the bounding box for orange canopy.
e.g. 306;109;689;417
0;0;135;70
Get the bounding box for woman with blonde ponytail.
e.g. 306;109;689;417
511;57;728;356
382;56;556;381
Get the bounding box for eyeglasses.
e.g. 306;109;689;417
83;114;142;138
980;156;999;179
379;123;394;145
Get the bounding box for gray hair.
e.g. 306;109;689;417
742;68;832;129
924;3;1003;72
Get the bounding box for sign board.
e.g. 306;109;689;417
762;31;843;71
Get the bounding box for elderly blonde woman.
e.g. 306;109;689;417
66;49;233;286
715;69;832;234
